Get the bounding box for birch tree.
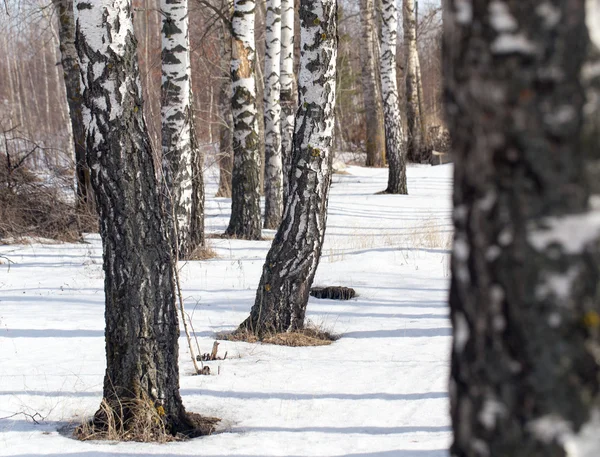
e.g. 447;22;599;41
74;0;201;436
280;0;295;201
52;0;93;211
404;0;426;162
263;0;283;229
445;0;600;455
239;0;337;336
226;0;262;240
161;0;204;258
359;0;386;168
379;0;408;194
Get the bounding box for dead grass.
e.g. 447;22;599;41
186;243;218;261
219;324;338;347
74;393;219;443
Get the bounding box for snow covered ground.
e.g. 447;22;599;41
0;164;454;457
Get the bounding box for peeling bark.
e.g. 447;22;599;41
445;1;600;455
380;0;408;194
239;0;337;336
74;0;194;435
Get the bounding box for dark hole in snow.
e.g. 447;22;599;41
310;286;356;300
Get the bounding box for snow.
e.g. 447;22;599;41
0;164;453;456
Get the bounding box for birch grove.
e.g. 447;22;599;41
263;0;284;229
161;0;204;258
226;0;262;240
445;0;600;455
379;0;408;194
239;0;338;336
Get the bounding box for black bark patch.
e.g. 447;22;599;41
310;286;356;300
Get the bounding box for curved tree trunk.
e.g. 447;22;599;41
52;0;93;212
263;0;283;229
403;0;424;162
445;1;600;456
74;0;196;436
359;0;386;168
239;0;337;336
379;0;407;194
226;0;262;240
161;0;204;258
280;0;296;204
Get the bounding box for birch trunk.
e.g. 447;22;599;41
263;0;283;229
52;0;93;212
380;0;407;194
226;0;262;240
280;0;295;203
74;0;199;436
239;0;337;336
359;0;386;168
445;0;600;455
216;17;234;198
160;0;204;258
403;0;424;162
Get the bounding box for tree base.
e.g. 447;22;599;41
74;398;219;442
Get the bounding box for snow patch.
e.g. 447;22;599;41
492;34;537;55
489;2;518;32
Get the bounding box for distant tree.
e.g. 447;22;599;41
263;0;284;229
359;0;386;168
280;0;295;202
445;1;600;456
52;0;93;212
404;0;427;162
74;0;199;436
239;0;337;336
379;0;407;194
226;0;262;240
160;0;204;258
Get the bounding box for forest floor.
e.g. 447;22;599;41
0;163;453;457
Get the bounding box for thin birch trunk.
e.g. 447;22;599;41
403;0;424;162
52;0;94;211
380;0;407;194
160;0;205;258
216;13;234;198
280;0;295;203
226;0;262;240
359;0;386;168
263;0;283;229
239;0;337;336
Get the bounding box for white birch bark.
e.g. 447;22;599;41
280;0;295;202
240;0;337;335
161;0;204;258
380;0;407;194
73;0;196;434
226;0;262;240
263;0;283;229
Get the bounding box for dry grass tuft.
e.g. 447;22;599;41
219;324;338;347
74;394;219;443
186;243;218;261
